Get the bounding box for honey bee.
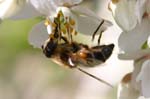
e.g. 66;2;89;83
42;38;114;68
41;10;114;87
42;38;114;87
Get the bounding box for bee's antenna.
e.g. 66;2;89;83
76;67;113;88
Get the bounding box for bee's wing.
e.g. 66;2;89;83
28;21;49;48
71;6;112;35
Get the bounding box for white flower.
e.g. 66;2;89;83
109;0;150;98
109;0;137;31
118;58;150;99
109;0;150;31
118;17;150;53
135;0;150;23
117;43;150;98
136;59;150;98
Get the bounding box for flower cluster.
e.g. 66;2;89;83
0;0;112;48
109;0;150;98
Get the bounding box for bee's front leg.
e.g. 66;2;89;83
92;20;104;42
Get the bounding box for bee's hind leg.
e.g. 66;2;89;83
61;36;69;43
97;30;104;45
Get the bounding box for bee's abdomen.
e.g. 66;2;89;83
93;44;114;62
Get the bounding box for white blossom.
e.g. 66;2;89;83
135;0;150;23
118;17;150;53
109;0;137;31
109;0;150;98
136;59;150;98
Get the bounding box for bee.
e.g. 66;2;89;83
41;10;114;87
42;38;114;68
42;38;114;87
42;12;114;66
41;13;114;87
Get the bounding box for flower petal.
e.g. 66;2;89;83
109;0;137;31
28;21;49;48
29;0;82;16
118;18;150;53
71;6;112;35
118;49;150;60
0;0;25;19
135;0;147;23
146;0;150;14
136;60;150;98
10;2;41;19
138;96;148;99
29;0;57;16
147;36;150;47
52;0;82;6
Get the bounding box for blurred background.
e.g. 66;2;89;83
0;0;133;99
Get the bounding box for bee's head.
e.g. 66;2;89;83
41;38;58;58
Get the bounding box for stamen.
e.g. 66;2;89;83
44;19;51;26
69;18;76;26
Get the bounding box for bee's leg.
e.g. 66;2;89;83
92;20;104;42
97;30;104;45
76;67;113;87
61;36;69;43
68;58;77;68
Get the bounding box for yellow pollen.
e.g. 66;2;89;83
44;20;51;26
69;19;76;25
52;23;56;28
